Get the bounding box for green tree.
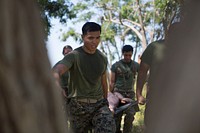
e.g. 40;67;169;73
61;0;182;65
37;0;76;36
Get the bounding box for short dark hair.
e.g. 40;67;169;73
82;22;101;35
62;45;73;55
122;45;133;53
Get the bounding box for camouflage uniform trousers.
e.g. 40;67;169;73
68;98;116;133
114;91;136;133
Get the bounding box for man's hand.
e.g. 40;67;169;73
137;95;146;105
121;98;133;103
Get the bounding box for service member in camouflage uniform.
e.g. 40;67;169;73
53;45;73;132
136;23;180;130
58;45;73;95
61;45;73;95
110;45;139;133
53;22;116;133
136;40;165;129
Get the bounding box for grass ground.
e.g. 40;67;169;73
132;104;145;133
132;83;147;133
124;83;147;133
120;104;145;133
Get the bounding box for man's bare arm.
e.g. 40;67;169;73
109;72;115;92
52;64;69;87
101;71;109;99
136;61;150;105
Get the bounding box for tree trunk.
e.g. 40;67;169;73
0;0;67;133
136;0;147;51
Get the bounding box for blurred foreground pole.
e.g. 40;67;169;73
0;0;67;133
146;0;200;133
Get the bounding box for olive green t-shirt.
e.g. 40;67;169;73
141;40;165;84
59;47;108;99
111;60;139;91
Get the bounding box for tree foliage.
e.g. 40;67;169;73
37;0;183;63
60;0;182;64
37;0;76;36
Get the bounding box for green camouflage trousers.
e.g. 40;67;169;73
68;98;116;133
114;91;136;133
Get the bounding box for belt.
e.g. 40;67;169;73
75;97;103;103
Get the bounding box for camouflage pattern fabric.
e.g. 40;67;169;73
68;98;116;133
114;90;136;133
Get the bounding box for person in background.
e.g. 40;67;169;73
53;22;116;133
52;45;73;131
110;45;139;133
60;45;73;96
136;39;165;105
62;45;73;56
53;45;73;97
136;22;180;130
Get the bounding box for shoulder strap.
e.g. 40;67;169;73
131;61;136;79
115;60;124;70
114;60;127;87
